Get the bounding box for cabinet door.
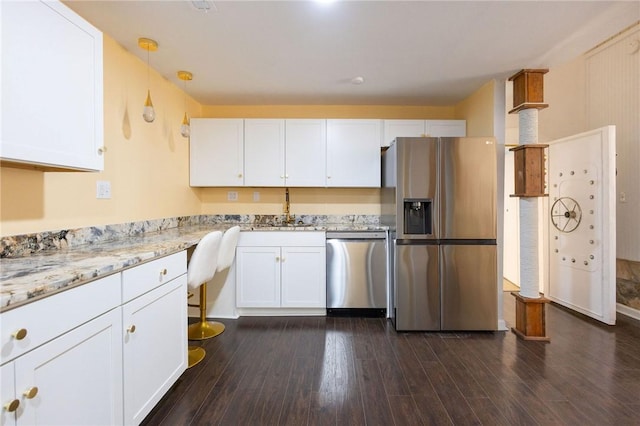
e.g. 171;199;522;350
1;363;16;426
285;119;327;187
281;246;326;308
382;120;426;147
236;246;281;307
122;275;187;425
425;120;466;137
244;119;285;186
14;308;123;426
326;119;382;188
190;119;244;186
1;0;103;171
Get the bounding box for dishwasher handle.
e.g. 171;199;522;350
326;231;387;240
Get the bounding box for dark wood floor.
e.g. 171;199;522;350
142;294;640;426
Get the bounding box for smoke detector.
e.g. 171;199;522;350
191;1;216;12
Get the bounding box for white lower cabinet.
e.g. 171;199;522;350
15;309;123;425
236;232;326;312
0;251;188;426
1;363;16;426
122;275;187;425
121;251;187;425
1;307;123;426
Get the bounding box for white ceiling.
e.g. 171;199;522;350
64;0;639;106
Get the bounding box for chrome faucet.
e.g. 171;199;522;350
284;187;295;224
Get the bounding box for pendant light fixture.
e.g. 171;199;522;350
138;37;158;123
177;70;193;138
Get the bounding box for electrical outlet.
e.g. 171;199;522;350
227;191;238;201
620;191;627;203
96;180;111;199
253;191;260;202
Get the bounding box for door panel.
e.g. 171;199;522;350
394;244;439;331
547;126;616;324
440;137;497;239
441;244;497;330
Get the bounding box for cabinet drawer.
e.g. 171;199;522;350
0;273;121;364
122;251;186;303
238;231;325;247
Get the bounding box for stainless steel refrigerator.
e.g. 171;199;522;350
381;137;498;331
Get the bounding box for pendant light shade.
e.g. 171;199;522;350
143;89;155;123
138;37;158;123
177;70;193;138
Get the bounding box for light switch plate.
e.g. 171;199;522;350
96;180;111;199
227;191;238;201
253;191;260;202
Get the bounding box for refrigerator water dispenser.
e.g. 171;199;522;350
403;199;432;235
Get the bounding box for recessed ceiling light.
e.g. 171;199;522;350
351;76;365;85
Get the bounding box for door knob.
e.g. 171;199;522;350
23;387;38;399
12;328;27;340
4;399;19;412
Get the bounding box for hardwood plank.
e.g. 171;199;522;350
280;356;315;426
419;359;482;425
387;395;424;426
356;357;395;426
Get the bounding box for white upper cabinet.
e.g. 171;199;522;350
0;0;104;171
244;119;285;186
382;120;426;146
382;119;466;147
285;119;326;187
326;119;382;188
190;118;244;187
236;119;327;187
425;120;467;138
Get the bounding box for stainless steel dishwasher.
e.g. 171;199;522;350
326;231;388;317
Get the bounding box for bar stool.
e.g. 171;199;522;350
186;230;223;368
188;225;241;341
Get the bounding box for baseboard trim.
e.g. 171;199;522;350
498;319;509;331
617;303;640;321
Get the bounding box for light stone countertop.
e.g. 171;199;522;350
0;222;387;312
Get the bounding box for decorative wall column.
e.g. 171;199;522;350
508;69;551;341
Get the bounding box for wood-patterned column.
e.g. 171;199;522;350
508;69;550;342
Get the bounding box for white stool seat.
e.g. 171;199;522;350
187;226;240;344
185;230;222;368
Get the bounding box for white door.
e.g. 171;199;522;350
1;363;16;426
14;308;123;425
382;120;425;147
326;119;382;187
547;126;616;324
122;277;187;425
190;119;244;187
285;119;327;187
503;149;520;285
244;119;285;186
236;246;281;307
281;246;326;308
425;120;466;137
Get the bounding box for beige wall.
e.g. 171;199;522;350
454;80;496;137
539;57;588;142
201;105;455;119
0;35;202;236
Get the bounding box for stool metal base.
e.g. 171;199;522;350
187;346;206;368
188;320;225;340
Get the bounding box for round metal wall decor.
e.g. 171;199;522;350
551;197;582;233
